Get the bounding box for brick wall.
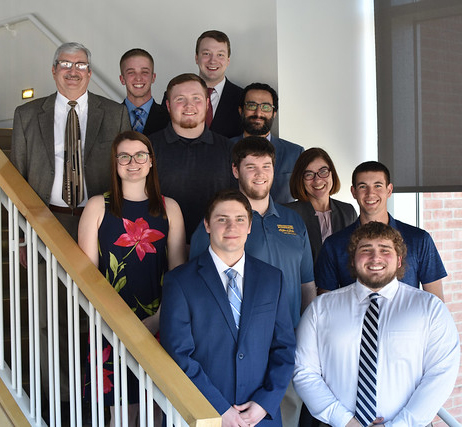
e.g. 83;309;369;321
424;192;462;424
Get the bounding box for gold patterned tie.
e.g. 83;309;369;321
63;101;84;209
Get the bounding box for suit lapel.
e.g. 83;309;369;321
198;253;239;342
38;94;58;168
237;259;259;343
84;92;103;161
330;199;344;232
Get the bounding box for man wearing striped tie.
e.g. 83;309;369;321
161;189;296;426
293;221;459;427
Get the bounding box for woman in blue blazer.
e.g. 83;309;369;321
286;148;357;263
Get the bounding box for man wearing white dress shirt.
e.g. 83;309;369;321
195;30;243;138
294;221;459;427
10;42;130;418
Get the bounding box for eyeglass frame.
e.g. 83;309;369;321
55;60;91;71
115;151;150;166
303;167;331;181
243;102;275;113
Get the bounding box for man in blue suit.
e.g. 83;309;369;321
231;83;304;204
160;189;295;426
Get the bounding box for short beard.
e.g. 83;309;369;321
241;114;273;136
355;270;396;290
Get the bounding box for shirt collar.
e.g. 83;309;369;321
212;77;226;97
124;97;153;115
354;277;400;303
56;90;88;113
164;122;213;145
208;246;245;277
252;195;281;218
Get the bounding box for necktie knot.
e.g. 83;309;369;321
68;100;77;109
225;268;238;284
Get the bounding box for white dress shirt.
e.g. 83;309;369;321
50;91;89;206
209;77;226;117
293;279;460;427
208;246;245;296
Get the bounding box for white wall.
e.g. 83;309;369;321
276;0;377;203
0;0;377;204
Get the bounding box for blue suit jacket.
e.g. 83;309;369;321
160;251;295;425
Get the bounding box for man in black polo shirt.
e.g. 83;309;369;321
149;73;236;245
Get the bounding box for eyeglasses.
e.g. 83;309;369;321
244;102;275;113
56;60;90;71
303;167;331;181
116;152;150;165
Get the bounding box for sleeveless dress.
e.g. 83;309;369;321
84;194;169;405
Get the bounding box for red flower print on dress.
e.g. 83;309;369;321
114;218;165;261
86;344;114;395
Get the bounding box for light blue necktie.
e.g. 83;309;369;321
133;107;145;133
225;268;242;329
355;293;380;426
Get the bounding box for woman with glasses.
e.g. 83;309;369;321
78;130;186;424
286;147;357;263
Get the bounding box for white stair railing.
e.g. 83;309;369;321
0;151;220;427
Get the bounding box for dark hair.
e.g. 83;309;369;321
204;189;252;223
240;83;279;112
352;161;391;187
109;131;166;219
120;48;154;73
166;73;208;101
348;221;407;280
290;148;340;201
195;30;231;57
232;136;276;169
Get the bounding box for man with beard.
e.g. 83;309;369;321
149;73;236;244
294;221;459;427
231;83;303;204
190;136;315;427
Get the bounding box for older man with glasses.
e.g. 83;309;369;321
10;41;130;421
12;41;130;238
231;82;304;204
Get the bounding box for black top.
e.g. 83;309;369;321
149;123;237;242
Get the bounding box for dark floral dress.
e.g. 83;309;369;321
84;193;168;405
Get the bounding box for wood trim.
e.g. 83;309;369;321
0;150;221;426
0;377;29;426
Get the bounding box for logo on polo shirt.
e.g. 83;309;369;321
277;224;296;236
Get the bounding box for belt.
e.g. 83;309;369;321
49;204;84;216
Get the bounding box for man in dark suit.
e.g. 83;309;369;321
195;30;243;138
11;42;131;239
161;189;295;426
119;48;170;136
231;83;304;204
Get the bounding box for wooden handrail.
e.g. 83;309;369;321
0;150;221;427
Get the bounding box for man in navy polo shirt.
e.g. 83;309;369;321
315;161;446;300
